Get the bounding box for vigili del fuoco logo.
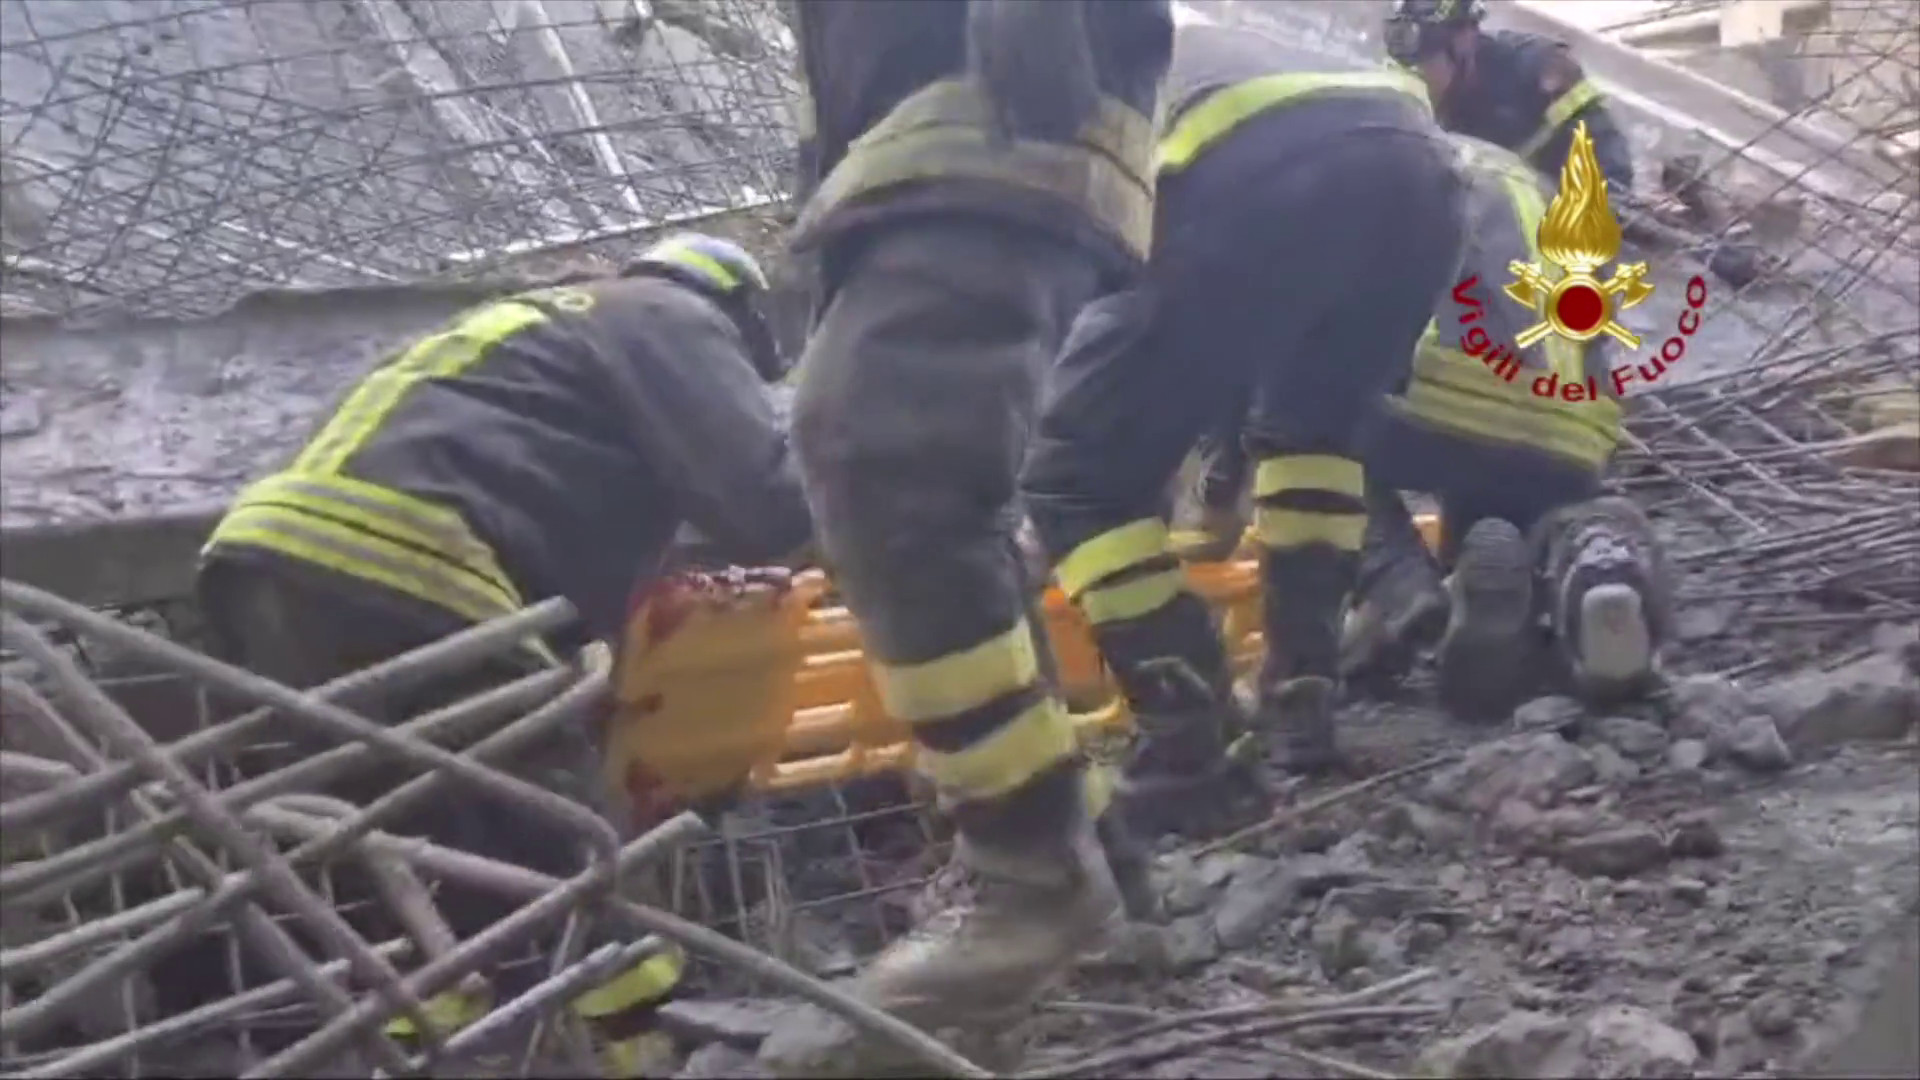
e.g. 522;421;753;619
1453;121;1710;400
1505;122;1653;348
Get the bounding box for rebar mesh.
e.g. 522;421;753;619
0;0;799;323
0;587;971;1077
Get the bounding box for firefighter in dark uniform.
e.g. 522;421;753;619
1385;0;1634;195
1020;19;1468;801
195;233;811;1043
1172;0;1637;564
1336;134;1674;722
757;2;1172;1074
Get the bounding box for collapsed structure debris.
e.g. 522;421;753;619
1;1;1915;1077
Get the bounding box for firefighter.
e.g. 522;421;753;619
1384;0;1633;196
195;232;811;1050
1335;136;1675;720
756;1;1171;1073
1021;17;1467;802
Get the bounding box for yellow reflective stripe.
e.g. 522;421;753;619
1078;567;1184;627
1415;336;1620;438
1518;78;1602;161
211;510;521;625
1500;172;1585;382
1055;519;1170;600
874;620;1040;724
1414;332;1621;443
1395;384;1618;470
572;943;686;1019
799;78;1156;260
297;301;548;474
1254;508;1367;551
384;987;491;1038
1252;454;1364;499
646;238;747;292
243;473;504;579
1159;71;1431;173
917;698;1078;802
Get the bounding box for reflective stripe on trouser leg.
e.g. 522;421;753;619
1054;517;1234;716
1253;453;1368;684
1252;454;1367;553
873;618;1078;808
1054;518;1187;630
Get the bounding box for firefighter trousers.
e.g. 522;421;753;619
1026;119;1466;711
790;217;1104;842
198;559;590;930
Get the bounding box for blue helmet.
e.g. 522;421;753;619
624;232;788;382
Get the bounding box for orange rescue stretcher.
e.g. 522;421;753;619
604;516;1443;814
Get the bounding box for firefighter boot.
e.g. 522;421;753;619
1435;517;1538;724
1538;496;1673;704
1258;544;1355;775
1341;485;1449;697
758;762;1120;1077
1100;594;1267;841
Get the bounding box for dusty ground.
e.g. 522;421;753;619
646;631;1919;1080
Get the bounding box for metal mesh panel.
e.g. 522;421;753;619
0;0;799;322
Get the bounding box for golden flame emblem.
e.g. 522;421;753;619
1504;122;1653;348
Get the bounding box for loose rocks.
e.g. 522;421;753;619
1760;654;1919;752
1555;824;1671;878
1723;714;1794;773
1425;734;1596;816
1578;1004;1701;1078
1593;716;1671;761
1416;1005;1696;1078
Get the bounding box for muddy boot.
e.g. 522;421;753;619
1537;496;1673;704
1099;595;1268;841
757;763;1120;1077
1257;537;1356;775
1341;484;1449;696
1435;517;1538;724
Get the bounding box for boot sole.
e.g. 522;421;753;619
1573;582;1653;698
1438;520;1535;724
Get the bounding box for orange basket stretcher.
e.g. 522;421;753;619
603;516;1443;814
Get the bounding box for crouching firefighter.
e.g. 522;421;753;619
1023;16;1468;812
195;233;812;1053
1340;134;1675;722
756;1;1172;1074
1384;0;1631;196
